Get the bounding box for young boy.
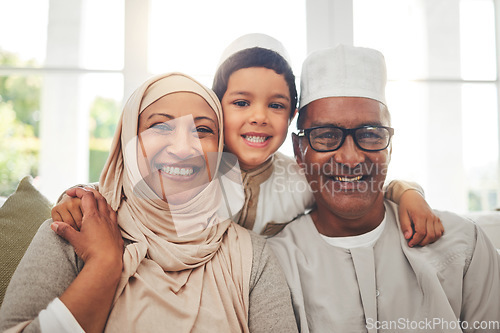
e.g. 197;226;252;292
53;34;443;246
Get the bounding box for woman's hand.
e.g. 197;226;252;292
398;190;444;247
51;187;124;265
51;188;123;333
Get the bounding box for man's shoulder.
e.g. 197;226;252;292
386;199;477;236
434;209;477;231
386;200;478;253
268;214;314;248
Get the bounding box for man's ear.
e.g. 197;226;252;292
292;133;304;166
288;108;298;126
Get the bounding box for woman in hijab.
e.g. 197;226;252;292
0;72;298;333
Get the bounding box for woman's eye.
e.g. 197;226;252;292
196;126;214;134
151;122;173;132
233;100;249;107
194;126;215;138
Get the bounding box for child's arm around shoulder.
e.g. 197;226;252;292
385;179;444;247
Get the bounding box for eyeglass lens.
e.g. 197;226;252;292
309;126;391;151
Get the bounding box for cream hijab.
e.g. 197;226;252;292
99;73;253;333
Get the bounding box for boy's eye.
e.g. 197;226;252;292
269;103;285;110
233;100;249;107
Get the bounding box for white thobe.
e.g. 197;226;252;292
269;200;500;333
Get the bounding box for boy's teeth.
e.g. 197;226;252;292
334;175;362;182
161;166;194;176
244;135;267;143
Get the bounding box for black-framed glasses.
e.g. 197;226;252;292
296;125;394;152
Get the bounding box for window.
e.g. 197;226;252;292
0;0;124;201
353;0;498;212
1;0;498;213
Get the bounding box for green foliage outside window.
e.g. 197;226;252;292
89;96;120;182
0;50;41;196
0;49;120;195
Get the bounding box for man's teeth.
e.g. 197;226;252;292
244;135;267;143
161;166;194;176
334;175;363;182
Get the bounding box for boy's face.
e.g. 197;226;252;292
221;67;291;170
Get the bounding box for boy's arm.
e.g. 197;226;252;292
384;180;444;247
51;183;100;230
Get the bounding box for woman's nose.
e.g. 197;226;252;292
166;128;199;160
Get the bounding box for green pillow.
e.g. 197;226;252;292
0;176;52;305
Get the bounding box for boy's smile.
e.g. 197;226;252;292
221;67;291;170
242;132;272;147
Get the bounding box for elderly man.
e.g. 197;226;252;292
268;45;500;333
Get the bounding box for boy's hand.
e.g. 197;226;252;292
51;187;105;231
398;190;444;247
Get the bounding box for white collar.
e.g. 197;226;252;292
320;215;386;249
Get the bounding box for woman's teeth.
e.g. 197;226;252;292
244;135;267;143
334;175;363;182
161;166;194;176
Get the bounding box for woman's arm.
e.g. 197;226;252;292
248;233;298;332
51;189;123;333
0;219;81;332
385;179;444;247
0;190;123;333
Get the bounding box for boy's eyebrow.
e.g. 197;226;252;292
272;93;290;102
225;91;252;97
225;91;290;102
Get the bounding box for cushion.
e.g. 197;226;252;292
0;176;52;305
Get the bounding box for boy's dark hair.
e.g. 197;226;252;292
212;47;297;119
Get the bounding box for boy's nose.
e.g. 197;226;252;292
333;135;365;168
249;104;268;125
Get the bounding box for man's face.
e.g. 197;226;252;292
293;96;391;220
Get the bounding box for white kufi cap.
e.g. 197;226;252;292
299;45;387;109
217;33;292;67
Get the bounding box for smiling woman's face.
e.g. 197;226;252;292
137;92;219;204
